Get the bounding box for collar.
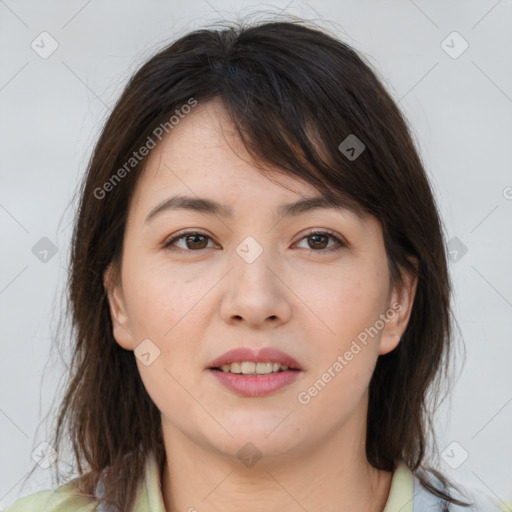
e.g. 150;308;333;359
133;452;414;512
131;451;166;512
382;461;414;512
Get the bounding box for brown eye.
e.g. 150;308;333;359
296;230;345;254
164;231;215;252
307;234;329;250
184;234;209;249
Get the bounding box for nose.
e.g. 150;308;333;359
219;247;292;328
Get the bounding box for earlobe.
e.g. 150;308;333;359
103;263;134;350
379;259;419;355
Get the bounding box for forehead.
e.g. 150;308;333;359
129;98;370;226
130;100;303;199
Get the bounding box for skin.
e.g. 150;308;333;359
104;98;418;512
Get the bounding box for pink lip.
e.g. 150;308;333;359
207;347;303;370
209;369;302;397
207;347;304;398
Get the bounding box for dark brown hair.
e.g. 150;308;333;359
41;16;471;511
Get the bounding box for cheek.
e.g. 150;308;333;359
307;265;388;342
296;351;376;432
125;266;208;416
122;258;209;337
298;262;386;406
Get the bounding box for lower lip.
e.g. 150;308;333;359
208;369;302;397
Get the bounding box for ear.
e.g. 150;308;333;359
103;263;135;350
379;257;419;355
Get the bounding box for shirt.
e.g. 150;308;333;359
3;452;507;511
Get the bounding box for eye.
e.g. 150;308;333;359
163;231;217;252
163;229;345;254
294;230;345;254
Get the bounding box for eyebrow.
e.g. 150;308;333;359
144;194;350;225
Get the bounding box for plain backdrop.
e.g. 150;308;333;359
1;0;511;508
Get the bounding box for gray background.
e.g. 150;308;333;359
1;0;511;508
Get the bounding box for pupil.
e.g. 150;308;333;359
310;235;327;249
187;235;206;249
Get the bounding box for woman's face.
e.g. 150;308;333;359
105;98;417;463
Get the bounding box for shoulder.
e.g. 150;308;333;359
3;478;99;512
412;473;507;511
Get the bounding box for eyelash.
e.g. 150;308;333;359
163;229;345;255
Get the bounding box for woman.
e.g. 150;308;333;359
5;18;506;512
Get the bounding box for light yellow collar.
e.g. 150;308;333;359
134;452;414;512
382;461;414;512
132;451;167;512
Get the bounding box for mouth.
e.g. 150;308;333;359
209;361;300;375
207;346;303;373
206;347;303;397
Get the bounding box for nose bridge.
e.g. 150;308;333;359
235;234;267;266
220;234;292;325
232;234;279;293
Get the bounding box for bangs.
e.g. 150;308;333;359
185;23;396;223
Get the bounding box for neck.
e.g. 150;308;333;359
160;421;393;512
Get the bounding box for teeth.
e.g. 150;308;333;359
219;361;291;374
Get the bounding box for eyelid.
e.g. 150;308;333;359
299;227;345;243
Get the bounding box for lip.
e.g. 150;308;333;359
209;369;302;397
207;347;303;370
207;347;304;398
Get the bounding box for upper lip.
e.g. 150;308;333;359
208;347;303;370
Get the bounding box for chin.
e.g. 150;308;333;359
203;427;304;463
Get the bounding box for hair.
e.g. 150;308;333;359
39;15;472;511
